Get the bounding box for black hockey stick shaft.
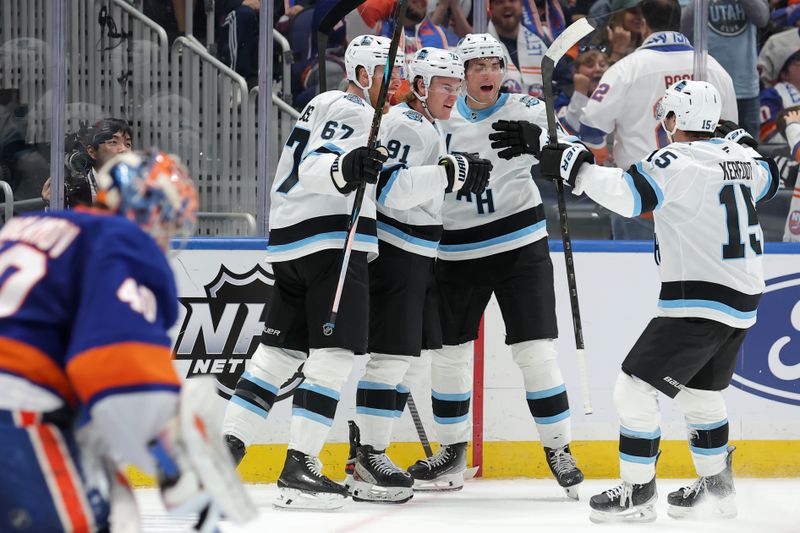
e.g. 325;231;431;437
407;393;433;458
541;18;594;414
317;0;367;92
323;0;408;335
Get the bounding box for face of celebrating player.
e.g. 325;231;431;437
416;76;462;120
358;65;404;112
465;57;504;108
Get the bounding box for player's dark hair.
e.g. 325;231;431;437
641;0;681;32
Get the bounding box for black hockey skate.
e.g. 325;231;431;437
351;445;414;504
224;434;246;467
544;445;584;500
344;420;360;492
407;442;467;491
589;476;658;523
274;449;348;510
667;445;737;519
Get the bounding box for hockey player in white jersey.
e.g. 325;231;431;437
348;47;492;504
405;33;584;497
220;35;401;511
539;80;779;522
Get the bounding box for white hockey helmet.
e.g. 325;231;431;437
657;80;722;135
407;47;465;98
344;34;405;90
456;33;506;66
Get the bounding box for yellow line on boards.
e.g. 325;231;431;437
127;440;800;487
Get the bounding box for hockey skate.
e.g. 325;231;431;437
667;446;737;520
224;434;246;467
274;449;348;511
344;420;360;492
407;442;467;491
351;445;414;504
544;445;584;499
589;477;658;523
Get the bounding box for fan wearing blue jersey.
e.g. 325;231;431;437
0;151;256;532
540;80;779;523
405;33;584;497
346;47;491;504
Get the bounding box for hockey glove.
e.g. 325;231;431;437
439;152;493;195
489;120;544;159
776;105;800;137
332;146;389;194
149;411;257;532
715;120;758;149
540;142;594;188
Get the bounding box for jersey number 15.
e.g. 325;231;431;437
719;183;762;259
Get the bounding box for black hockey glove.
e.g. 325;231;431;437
332;146;389;194
540;143;594;188
715;120;758;149
439;152;493;195
489;120;544;160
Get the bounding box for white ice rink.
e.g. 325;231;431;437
138;478;800;533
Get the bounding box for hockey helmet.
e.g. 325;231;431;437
456;33;506;68
406;47;465;100
96;150;199;250
344;34;405;91
657;80;722;136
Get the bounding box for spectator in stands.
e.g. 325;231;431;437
681;0;769;140
430;0;473;38
557;46;610;133
521;0;570;43
602;0;645;64
41;118;133;208
759;30;800;140
359;0;458;62
488;0;550;96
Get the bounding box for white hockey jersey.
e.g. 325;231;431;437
437;92;557;261
580;32;738;169
574;138;779;328
266;90;377;263
375;103;450;257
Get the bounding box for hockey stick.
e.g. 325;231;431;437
323;0;408;336
406;393;433;458
317;0;367;93
541;17;595;415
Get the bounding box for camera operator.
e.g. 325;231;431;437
41;118;133;207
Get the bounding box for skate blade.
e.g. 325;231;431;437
273;487;346;511
351;481;414;504
589;503;657;524
667;495;737;520
563;484;580;500
412;472;465;492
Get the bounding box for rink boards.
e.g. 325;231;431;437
164;239;800;483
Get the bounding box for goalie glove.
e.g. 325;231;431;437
715;120;758;149
439;152;493;195
539;142;595;189
149;410;257;532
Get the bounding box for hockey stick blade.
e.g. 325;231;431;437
318;0;367;92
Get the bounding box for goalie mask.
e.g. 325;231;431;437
657;80;722;136
96;150;199;250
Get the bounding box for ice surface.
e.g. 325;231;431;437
137;478;800;532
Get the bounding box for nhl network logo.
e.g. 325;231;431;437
174;264;274;378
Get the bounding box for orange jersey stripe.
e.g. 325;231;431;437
35;424;93;532
66;342;180;405
0;337;77;406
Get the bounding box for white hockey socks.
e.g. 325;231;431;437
614;372;662;484
355;353;412;450
675;387;729;477
430;343;473;445
289;347;354;457
511;340;571;449
222;344;305;445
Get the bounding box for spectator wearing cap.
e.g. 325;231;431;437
601;0;645;63
759;28;800;140
681;0;769;140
